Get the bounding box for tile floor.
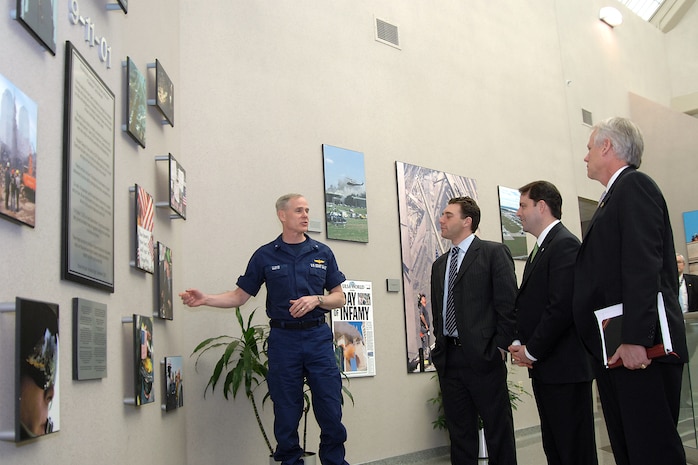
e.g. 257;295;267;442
358;397;698;465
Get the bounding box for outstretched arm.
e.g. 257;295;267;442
179;287;251;309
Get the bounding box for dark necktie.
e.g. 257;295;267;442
445;247;460;335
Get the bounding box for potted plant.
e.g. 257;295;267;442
192;307;274;457
193;308;354;465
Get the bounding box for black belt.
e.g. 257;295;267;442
269;318;324;330
444;336;462;347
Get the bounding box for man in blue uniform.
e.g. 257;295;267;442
180;193;349;465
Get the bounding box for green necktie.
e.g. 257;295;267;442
530;243;539;262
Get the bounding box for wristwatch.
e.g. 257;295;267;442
317;295;324;306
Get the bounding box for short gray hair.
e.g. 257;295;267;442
592;117;644;168
276;193;304;212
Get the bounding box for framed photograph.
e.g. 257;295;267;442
132;315;154;406
322;144;368;242
16;0;57;55
16;297;60;441
72;298;107;380
155;60;174;127
125;57;146;148
62;41;115;293
497;185;528;260
395;161;477;373
683;210;698;274
0;72;38;228
157;242;173;320
135;184;155;274
163;355;183;412
168;154;186;219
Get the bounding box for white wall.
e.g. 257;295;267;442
1;0;696;464
178;1;697;464
0;0;183;464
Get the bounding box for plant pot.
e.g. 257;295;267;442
269;452;317;465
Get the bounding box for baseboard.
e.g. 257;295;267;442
355;445;450;465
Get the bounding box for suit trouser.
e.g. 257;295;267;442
532;380;598;465
594;361;684;465
268;324;348;465
438;342;517;465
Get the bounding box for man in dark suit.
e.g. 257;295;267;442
430;196;517;465
508;181;597;465
677;253;698;313
573;117;688;465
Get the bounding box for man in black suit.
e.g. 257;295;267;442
430;196;517;465
677;253;698;313
508;181;597;465
573;117;688;465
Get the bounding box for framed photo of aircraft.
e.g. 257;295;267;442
322;144;368;243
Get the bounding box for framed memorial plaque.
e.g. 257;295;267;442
72;298;107;380
61;42;115;293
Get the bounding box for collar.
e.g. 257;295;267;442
604;165;630;192
453;233;476;254
536;220;560;247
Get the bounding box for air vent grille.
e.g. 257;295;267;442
375;18;400;49
582;108;593;126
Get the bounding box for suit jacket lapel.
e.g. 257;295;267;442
520;223;561;288
454;236;480;284
583;167;635;244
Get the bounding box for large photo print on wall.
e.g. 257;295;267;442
0;72;38;228
395;161;477;373
16;297;60;441
322;144;368;242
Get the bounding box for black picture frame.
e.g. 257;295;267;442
168;154;186;220
15;297;59;442
156;242;173;320
62;41;116;293
125;57;146;148
116;0;127;13
134;184;155;274
154;59;174;127
15;0;57;55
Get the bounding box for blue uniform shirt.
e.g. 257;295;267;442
236;234;346;321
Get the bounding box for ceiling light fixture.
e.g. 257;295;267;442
600;6;623;27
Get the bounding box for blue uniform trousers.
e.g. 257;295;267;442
267;323;349;465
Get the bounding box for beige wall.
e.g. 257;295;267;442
1;0;697;464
